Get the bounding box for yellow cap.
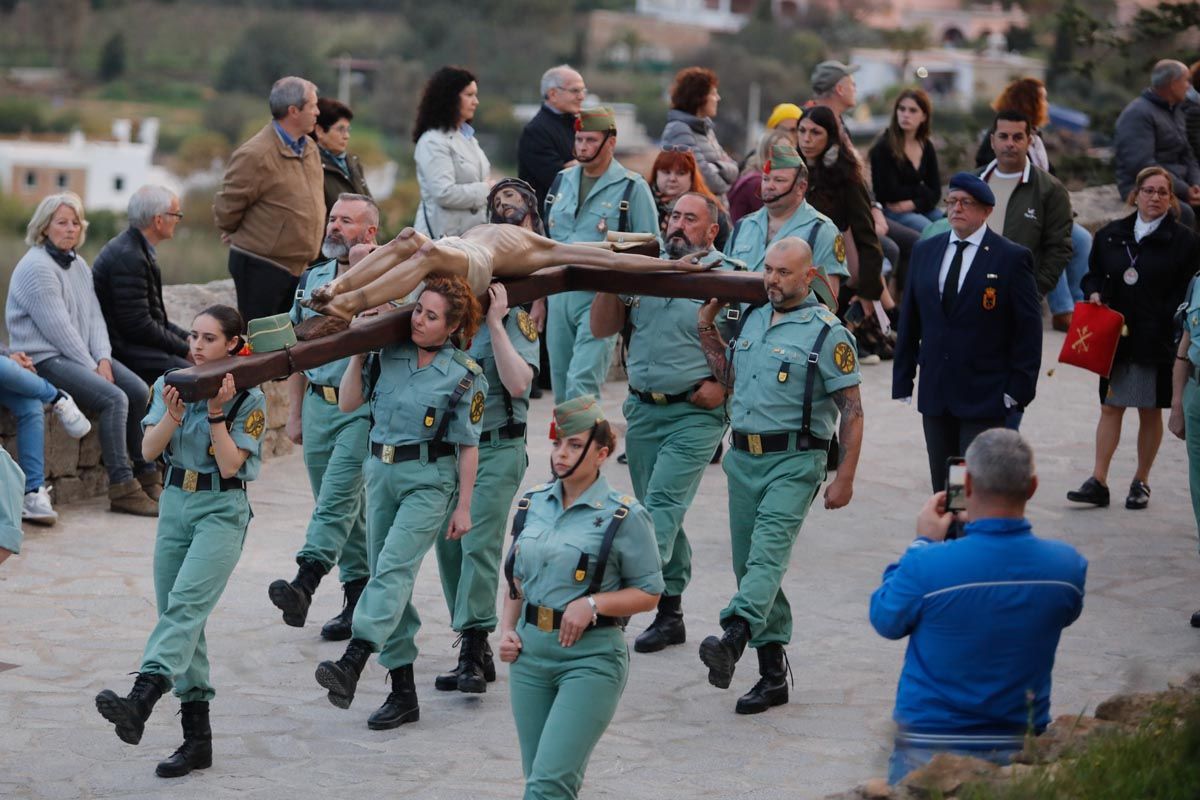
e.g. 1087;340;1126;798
766;103;802;130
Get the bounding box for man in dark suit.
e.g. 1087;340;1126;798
893;173;1043;490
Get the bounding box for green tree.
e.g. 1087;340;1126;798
97;32;126;82
215;19;329;96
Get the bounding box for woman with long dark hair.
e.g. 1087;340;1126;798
412;66;491;239
869;88;943;233
95;304;266;778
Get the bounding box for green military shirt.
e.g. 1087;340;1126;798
512;475;664;610
545;158;658;243
724;200;850;281
728;297;860;439
0;448;23;555
467;309;541;433
364;342;487;447
1183;274;1200;366
624;250;740;395
290;259;356;389
143;376;267;481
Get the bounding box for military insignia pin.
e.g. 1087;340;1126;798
833;233;846;263
516;309;538;342
833;341;856;374
469;392;485;424
982;287;997;311
244;408;266;440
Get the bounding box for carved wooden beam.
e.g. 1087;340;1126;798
167;265;767;401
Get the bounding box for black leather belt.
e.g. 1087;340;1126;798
731;430;830;455
370;441;455;464
630;387;693;405
166;466;244;493
481;423;527;443
309;383;339;404
523;603;620;632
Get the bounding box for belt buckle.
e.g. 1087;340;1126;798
381;444;396;464
651;391;667;405
536;606;554;632
182;469;199;493
322;385;337;404
747;434;763;456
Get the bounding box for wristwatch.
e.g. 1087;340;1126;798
586;596;599;627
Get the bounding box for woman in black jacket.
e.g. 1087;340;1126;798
1068;166;1200;510
868;89;942;233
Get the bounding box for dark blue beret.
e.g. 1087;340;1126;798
948;172;995;207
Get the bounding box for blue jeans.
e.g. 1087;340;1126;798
1047;222;1091;315
888;741;1019;784
34;356;151;485
0;357;59;492
884;207;945;234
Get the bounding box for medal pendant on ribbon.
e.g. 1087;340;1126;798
1123;267;1138;286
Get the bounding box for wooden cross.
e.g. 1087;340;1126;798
166;262;768;402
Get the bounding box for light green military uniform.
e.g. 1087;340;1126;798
722;298;860;647
544;157;658;402
724;199;850;284
0;448;23;555
352;342;486;670
621;249;739;596
1180;275;1200;543
435;309;541;632
509;475;664;800
289;259;369;583
140;376;267;702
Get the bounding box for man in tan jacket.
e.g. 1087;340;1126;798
214;76;325;321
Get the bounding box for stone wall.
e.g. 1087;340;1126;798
0;278;293;503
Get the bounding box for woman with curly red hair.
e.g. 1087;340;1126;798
313;274;488;732
647;147;732;249
661;66;739;200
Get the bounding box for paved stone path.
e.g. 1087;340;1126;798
2;330;1198;800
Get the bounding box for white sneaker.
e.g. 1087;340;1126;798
22;485;58;526
51;392;91;438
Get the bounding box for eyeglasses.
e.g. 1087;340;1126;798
330;124;351;134
944;197;979;210
556;86;587;96
163;211;184;219
1138;187;1171;198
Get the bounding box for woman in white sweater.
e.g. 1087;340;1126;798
5;193;159;516
412;66;491;239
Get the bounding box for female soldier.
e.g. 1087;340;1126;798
315;275;486;730
432;282;539;695
500;395;663;800
94;304;266;778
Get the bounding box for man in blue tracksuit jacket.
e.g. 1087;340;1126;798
869;428;1087;784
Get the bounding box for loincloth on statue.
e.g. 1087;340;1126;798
438;236;494;295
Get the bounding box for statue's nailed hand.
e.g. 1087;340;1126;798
674;251;715;272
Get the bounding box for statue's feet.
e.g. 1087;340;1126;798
294;315;350;341
302;291;361;322
308;282;338;305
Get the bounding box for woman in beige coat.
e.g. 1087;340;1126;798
412;66;491;239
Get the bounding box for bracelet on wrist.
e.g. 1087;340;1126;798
167;412;183;425
586;595;599;626
207;414;227;424
698;323;716;333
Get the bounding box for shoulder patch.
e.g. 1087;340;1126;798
832;341;856;374
516;309;538;342
833;232;846;263
244;408;266;440
469;391;485;424
452;350;482;375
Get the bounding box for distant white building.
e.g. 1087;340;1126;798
851;46;1046;111
0;118;179;212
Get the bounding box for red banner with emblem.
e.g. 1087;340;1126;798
1057;302;1124;378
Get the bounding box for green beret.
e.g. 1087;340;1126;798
247;313;296;353
552;394;605;437
763;143;803;172
575;107;616;133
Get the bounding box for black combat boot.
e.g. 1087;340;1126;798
634;594;686;653
268;558;328;627
368;664;420;730
735;643;790;715
155;700;213;778
321;577;367;641
315;637;373;709
698;616;750;690
434;632;498;691
95;672;171;745
456;629;493;694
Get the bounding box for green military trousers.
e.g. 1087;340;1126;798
720;448;825;647
353;453;457;669
1186;380;1200;546
510;619;629;800
547;291;616;403
140;485;252;702
435;436;528;632
622;397;725;597
296;391;369;582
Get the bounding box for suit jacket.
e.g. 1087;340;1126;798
892;227;1042;419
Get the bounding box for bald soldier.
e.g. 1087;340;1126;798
697;236;864;715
